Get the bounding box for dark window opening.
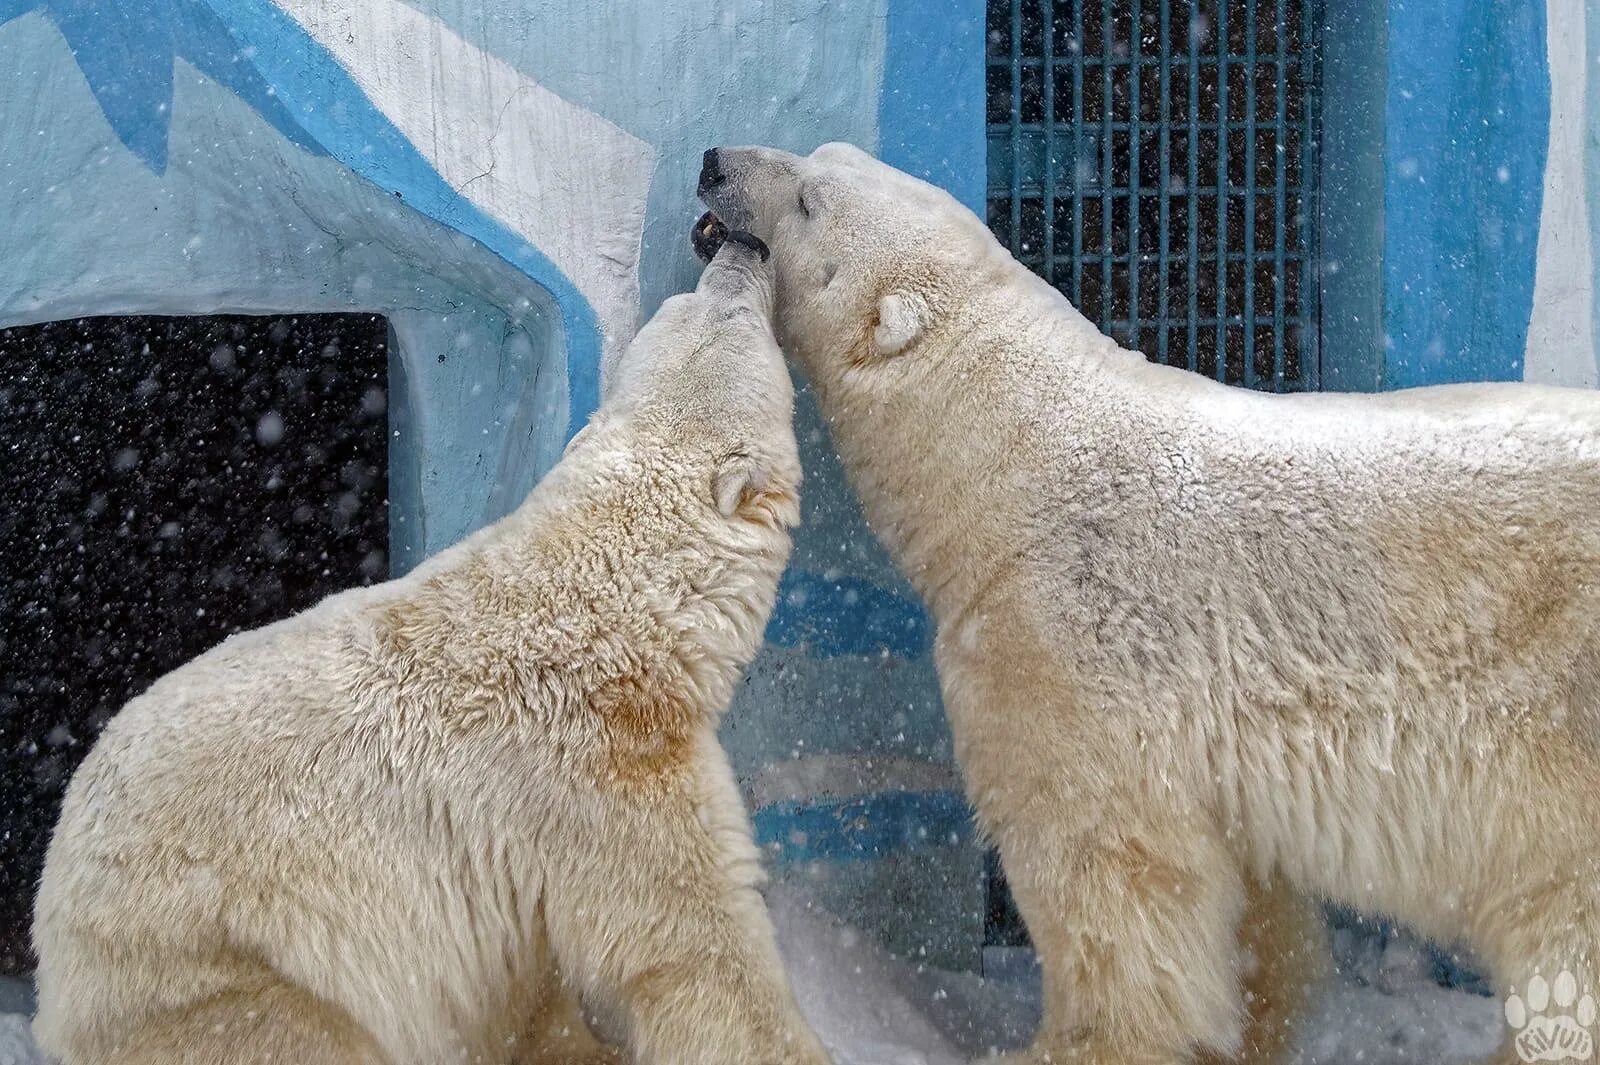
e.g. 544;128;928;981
0;314;389;970
986;0;1321;391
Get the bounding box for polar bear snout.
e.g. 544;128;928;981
697;144;797;235
703;230;774;278
697;145;748;231
692;210;769;266
692;210;729;262
698;231;776;322
698;147;726;194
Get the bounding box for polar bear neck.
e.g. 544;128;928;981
360;427;792;731
803;270;1162;627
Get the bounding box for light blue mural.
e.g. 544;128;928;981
204;0;610;435
0;0;321;171
5;27;562;568
397;0;892;324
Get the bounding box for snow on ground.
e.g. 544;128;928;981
1295;922;1501;1065
0;1014;42;1065
773;888;1032;1064
1295;979;1500;1065
0;890;1503;1065
774;885;1502;1065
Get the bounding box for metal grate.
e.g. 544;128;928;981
986;0;1321;390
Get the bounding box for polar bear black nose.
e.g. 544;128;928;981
698;148;726;195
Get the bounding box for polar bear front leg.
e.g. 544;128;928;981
110;977;387;1065
546;752;829;1065
991;804;1249;1065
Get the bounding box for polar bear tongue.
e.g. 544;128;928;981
692;210;728;263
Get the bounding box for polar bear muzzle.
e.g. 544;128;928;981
693;212;768;266
692;210;728;263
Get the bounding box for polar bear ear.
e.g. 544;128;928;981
872;291;929;358
714;453;800;529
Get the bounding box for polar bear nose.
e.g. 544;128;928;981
698;148;726;195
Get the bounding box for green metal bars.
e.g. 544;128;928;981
986;0;1321;390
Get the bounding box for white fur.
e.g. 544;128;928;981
31;241;826;1065
704;142;1600;1065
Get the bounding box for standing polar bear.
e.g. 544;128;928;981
700;142;1600;1065
33;235;831;1065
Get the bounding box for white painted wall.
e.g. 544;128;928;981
279;0;655;360
1525;0;1597;387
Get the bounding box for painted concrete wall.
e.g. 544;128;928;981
0;0;985;963
1525;0;1596;386
0;0;634;569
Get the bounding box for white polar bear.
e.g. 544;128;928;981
699;142;1600;1065
32;235;831;1065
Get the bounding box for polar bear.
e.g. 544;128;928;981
32;234;830;1065
698;142;1600;1065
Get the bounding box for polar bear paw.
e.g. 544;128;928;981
1506;971;1598;1062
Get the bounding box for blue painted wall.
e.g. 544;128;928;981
0;0;322;172
1380;0;1549;388
401;0;890;327
0;12;576;570
880;0;988;214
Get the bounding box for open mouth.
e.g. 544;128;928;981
691;210;728;263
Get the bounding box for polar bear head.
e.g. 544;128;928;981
595;232;800;528
695;142;1004;387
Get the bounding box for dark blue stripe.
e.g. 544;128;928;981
4;0;323;173
764;569;931;659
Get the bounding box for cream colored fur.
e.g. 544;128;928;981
32;240;830;1065
702;141;1600;1065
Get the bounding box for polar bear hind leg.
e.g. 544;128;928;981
1199;875;1328;1065
1480;864;1600;1065
985;867;1322;1065
108;978;385;1065
985;803;1249;1065
542;739;828;1065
